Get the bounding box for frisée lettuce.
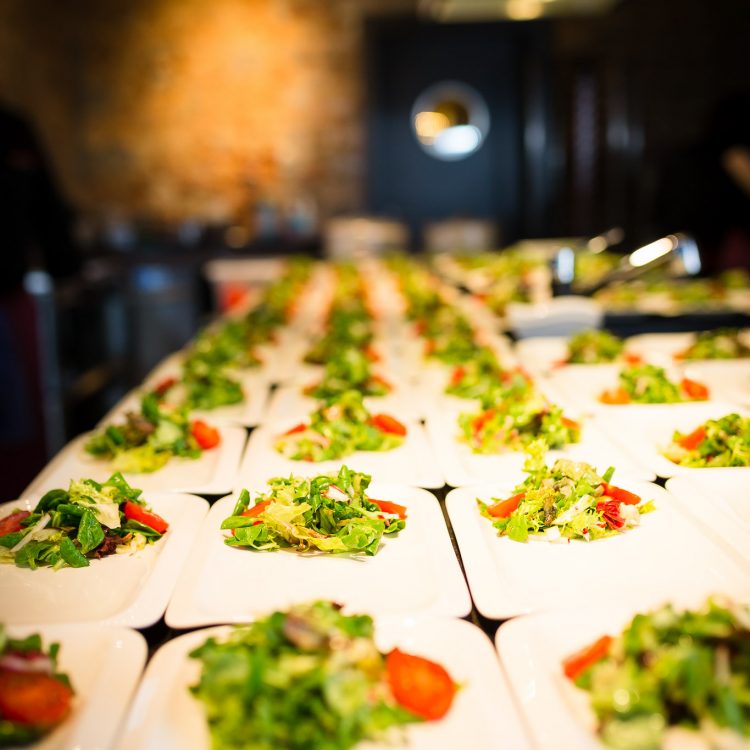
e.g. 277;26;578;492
221;466;406;555
478;442;653;542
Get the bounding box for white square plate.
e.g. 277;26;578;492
165;482;470;627
237;422;444;489
496;602;737;750
425;405;653;486
118;616;531;750
667;472;750;569
3;623;146;750
265;381;422;424
628;330;750;363
23;427;247;496
595;403;750;478
540;363;739;415
447;479;750;619
0;492;208;626
138;352;271;426
513;336;644;376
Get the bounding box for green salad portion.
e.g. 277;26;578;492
459;390;580;454
189;601;455;750
84;393;206;473
275;391;406;462
0;626;75;747
679;328;750;360
152;362;244;412
221;466;405;555
664;413;750;467
566;329;624;364
477;443;652;542
421;308;481;364
0;473;168;570
443;347;510;401
565;599;750;750
305;348;390;400
599;364;708;404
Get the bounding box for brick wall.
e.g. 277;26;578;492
0;0;412;225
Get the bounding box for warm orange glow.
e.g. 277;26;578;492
414;111;451;144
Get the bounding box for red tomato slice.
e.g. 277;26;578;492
681;377;709;400
678;425;706;450
241;499;271;518
370;374;393;391
123;501;169;534
487;492;525;518
283;422;308;435
599;387;630;404
449;366;466;387
561;416;580;431
191;420;221;449
385;649;457;721
370;499;407;520
0;669;73;727
471;408;496;436
0;510;30;537
601;483;641;505
563;635;613;681
371;414;407;436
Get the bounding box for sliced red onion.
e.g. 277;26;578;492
0;653;53;673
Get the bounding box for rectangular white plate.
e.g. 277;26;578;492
119;616;531;750
1;492;208;627
540;362;740;415
496;602;739;750
23;427;247;496
138;352;271;427
595;403;750;478
514;336;644;376
666;472;750;569
447;479;750;620
165;481;470;627
265;380;422;424
4;623;146;750
425;404;653;487
628;330;750;363
237;421;444;489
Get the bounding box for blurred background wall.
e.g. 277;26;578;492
0;0;748;243
0;0;409;226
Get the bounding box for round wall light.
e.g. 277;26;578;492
411;81;490;161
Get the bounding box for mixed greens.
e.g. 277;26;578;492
275;390;406;462
0;473;168;570
304;348;391;400
443;347;519;401
599;364;709;404
221;466;405;555
189;601;456;750
565;329;625;364
563;599;750;750
663;413;750;467
677;328;750;360
0;626;74;746
478;442;652;542
459;389;580;454
84;393;219;473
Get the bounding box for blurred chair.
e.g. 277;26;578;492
324;217;409;260
423;218;499;254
